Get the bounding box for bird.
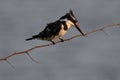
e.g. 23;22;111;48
26;10;85;44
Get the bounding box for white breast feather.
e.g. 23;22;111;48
54;21;74;39
53;25;67;39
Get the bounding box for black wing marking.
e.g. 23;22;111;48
39;20;62;39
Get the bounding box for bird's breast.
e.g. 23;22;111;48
54;24;68;39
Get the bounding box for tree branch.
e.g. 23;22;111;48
0;23;120;67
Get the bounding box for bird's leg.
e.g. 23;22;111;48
59;38;64;42
50;40;55;45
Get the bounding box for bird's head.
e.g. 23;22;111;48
60;10;85;36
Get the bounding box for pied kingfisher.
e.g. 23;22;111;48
26;10;85;44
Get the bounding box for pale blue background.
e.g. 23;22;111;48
0;0;120;80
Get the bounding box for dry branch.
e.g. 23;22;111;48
0;23;120;67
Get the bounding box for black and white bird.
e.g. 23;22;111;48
26;10;85;44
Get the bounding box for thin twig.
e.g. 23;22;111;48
101;29;111;37
6;59;15;69
26;52;40;64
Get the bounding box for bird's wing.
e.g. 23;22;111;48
40;21;62;37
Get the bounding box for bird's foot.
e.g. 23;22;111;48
50;41;55;45
59;38;64;42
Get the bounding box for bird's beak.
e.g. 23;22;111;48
74;22;85;36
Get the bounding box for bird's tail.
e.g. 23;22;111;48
26;35;39;41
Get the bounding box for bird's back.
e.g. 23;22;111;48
39;20;62;40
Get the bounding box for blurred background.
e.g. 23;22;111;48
0;0;120;80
